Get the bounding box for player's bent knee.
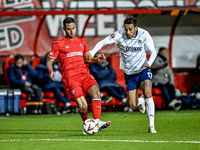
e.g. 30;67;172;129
77;99;88;111
80;104;87;111
129;103;137;109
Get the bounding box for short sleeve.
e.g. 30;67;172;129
49;42;60;59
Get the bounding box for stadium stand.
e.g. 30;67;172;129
3;54;200;114
3;55;127;114
3;54;164;114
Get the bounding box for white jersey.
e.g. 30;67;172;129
90;27;157;75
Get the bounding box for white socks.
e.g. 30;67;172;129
145;97;155;127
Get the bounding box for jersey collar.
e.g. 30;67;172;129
134;29;138;38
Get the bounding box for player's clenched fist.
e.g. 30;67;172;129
84;51;93;60
96;54;106;62
141;62;150;68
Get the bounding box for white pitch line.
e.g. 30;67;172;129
0;139;200;144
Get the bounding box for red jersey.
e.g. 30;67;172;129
49;36;89;78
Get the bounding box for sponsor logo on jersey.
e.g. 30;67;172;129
67;51;83;57
125;46;142;52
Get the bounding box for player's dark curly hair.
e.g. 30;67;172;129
124;16;137;27
63;17;76;26
14;54;24;62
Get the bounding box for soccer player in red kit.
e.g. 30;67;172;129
46;17;111;134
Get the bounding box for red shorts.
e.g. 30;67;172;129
62;73;98;101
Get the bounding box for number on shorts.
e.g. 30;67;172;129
147;72;152;79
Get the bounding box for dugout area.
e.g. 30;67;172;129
0;4;200;113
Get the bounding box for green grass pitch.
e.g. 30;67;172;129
0;110;200;150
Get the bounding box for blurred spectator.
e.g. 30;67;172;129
168;89;200;111
151;47;175;107
196;54;200;74
7;54;43;102
169;53;200;110
89;53;127;105
35;52;71;113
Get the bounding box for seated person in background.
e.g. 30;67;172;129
151;47;175;107
35;52;71;113
89;53;127;105
196;54;200;74
7;54;43;102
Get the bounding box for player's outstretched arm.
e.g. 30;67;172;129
84;38;112;60
84;54;106;64
46;58;56;81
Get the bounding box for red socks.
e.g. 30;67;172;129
92;99;101;119
78;108;88;121
78;99;101;121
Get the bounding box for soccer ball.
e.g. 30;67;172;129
83;119;99;135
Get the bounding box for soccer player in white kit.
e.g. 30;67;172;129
85;17;157;133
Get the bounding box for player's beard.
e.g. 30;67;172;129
67;34;75;40
126;34;132;39
126;33;135;39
